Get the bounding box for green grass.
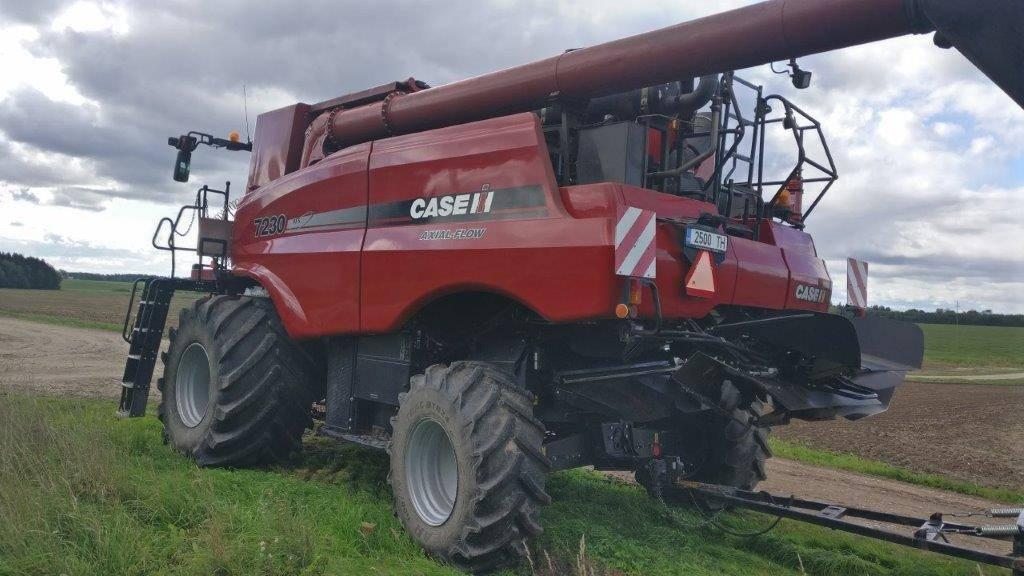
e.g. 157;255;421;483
0;393;1007;576
906;374;1024;386
0;310;123;332
0;278;202;333
771;439;1024;505
61;278;138;293
917;324;1024;371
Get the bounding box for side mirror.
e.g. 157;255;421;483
173;149;192;182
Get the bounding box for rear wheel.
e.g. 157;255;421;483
694;402;772;490
390;362;551;573
159;295;316;467
637;381;771;495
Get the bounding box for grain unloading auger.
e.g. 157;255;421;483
119;0;1023;572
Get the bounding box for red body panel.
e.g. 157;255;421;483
232;113;830;339
234;143;370;338
361;114;613;333
246;104;310;193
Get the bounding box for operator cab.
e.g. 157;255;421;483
539;71;837;240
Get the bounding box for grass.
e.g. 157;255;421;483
0;278;202;333
906;324;1024;385
0;393;1006;576
916;324;1024;371
771;439;1024;505
61;278;139;293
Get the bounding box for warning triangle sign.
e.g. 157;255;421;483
684;250;715;298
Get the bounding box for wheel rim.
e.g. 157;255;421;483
175;342;211;428
405;418;458;526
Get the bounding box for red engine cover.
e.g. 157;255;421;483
233;113;831;339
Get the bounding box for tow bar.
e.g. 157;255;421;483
672;481;1024;575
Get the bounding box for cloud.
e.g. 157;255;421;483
48;187;110;212
10;187;39;203
0;0;71;24
0;232;163;273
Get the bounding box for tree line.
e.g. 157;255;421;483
0;252;62;290
65;272;158;282
862;305;1024;328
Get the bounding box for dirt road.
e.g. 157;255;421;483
0;316;1017;556
0;316;127;398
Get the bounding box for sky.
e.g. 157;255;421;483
0;0;1022;313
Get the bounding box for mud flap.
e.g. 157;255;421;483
696;313;924;421
845;316;924;415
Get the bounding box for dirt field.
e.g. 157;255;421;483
0;280;202;330
1;314;1019;518
0;316;128;398
777;381;1024;492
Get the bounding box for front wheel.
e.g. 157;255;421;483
390;362;551;573
159;295;317;467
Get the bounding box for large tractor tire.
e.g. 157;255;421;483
158;295;316;467
390;362;551;573
690;381;771;490
637;381;771;495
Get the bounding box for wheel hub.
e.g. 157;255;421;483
175;342;211;428
405;418;458;526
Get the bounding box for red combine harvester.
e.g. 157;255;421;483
120;0;1024;572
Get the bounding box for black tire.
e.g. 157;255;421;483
636;382;771;495
693;382;772;490
390;362;550;574
158;295;316;467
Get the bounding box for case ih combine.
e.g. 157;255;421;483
119;0;1023;572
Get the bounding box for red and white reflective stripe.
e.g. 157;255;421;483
847;257;868;308
615;206;657;279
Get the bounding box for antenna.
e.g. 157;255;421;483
242;83;252;143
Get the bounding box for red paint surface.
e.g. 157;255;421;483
246;104;310;192
232;113;831;339
233;143;370;338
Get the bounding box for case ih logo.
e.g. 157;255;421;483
410;191;494;219
795;284;827;303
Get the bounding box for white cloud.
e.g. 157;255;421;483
50;1;129;35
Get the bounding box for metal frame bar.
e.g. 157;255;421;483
675;481;1023;573
151;183;231;277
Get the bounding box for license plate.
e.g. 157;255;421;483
685;228;728;253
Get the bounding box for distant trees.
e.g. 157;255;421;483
864;305;1024;328
0;252;62;290
64;272;156;282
